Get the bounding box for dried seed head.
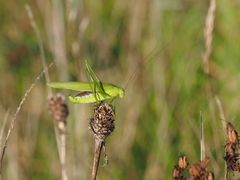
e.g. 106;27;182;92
48;93;69;133
224;121;240;160
178;155;188;169
207;172;214;180
200;171;214;180
189;158;212;179
225;142;237;155
224;123;240;174
200;157;210;169
173;155;188;179
173;166;184;180
228;130;238;144
226;122;239;143
226;122;235;134
224;153;240;172
89;101;115;141
188;163;201;177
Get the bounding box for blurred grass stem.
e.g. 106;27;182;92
54;126;68;180
26;6;69;178
0;111;9;149
215;96;227;180
25;4;52;95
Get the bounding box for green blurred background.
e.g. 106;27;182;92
0;0;240;179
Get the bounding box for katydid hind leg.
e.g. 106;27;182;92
99;81;111;98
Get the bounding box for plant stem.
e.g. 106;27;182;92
60;134;68;180
25;4;52;95
91;139;104;180
54;125;68;180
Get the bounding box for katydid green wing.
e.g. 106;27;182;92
47;82;125;103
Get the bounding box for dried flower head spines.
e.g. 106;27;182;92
89;101;115;142
89;101;115;180
173;156;214;179
188;157;212;179
178;155;189;169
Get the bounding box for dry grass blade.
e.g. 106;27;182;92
0;63;53;174
215;96;226;132
200;112;206;161
0;111;9;149
203;0;216;75
215;96;228;179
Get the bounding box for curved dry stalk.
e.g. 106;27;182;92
91;139;104;180
0;63;53;174
0;111;9;149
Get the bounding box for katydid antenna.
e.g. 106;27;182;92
123;38;174;91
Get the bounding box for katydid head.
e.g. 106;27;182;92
118;88;125;98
